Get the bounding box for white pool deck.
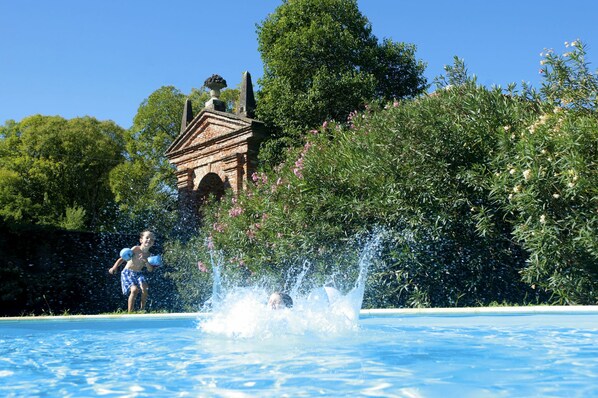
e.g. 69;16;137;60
1;305;597;322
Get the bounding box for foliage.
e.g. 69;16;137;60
295;84;539;308
434;56;471;88
255;0;427;166
540;40;598;111
59;205;87;231
167;79;538;308
487;41;598;304
109;86;184;235
0;225;179;316
109;85;240;236
0;115;126;230
169;42;598;307
161;235;217;311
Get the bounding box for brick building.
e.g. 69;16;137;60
165;72;266;220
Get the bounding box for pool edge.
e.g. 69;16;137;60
360;305;598;316
1;305;597;321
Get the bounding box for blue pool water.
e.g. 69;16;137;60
1;309;597;397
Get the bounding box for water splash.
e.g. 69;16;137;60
288;259;310;299
202;241;224;312
346;231;382;313
198;232;382;339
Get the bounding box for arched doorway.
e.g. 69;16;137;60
196;172;227;205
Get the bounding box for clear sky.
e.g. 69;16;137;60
1;0;596;129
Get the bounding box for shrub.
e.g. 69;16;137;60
487;41;598;303
166;43;597;308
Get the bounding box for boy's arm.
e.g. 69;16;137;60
109;257;124;274
141;250;154;272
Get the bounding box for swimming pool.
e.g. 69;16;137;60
1;307;597;397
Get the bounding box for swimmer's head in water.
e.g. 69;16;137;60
268;292;293;309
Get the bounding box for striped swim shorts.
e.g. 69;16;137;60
121;268;147;295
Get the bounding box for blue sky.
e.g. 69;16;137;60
1;0;596;129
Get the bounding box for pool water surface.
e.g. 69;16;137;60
1;308;597;397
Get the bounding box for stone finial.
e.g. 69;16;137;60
237;71;256;118
204;74;227;112
204;74;227;98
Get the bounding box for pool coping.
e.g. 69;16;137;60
360;305;598;316
1;305;597;321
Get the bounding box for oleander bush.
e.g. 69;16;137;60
487;41;598;304
167;42;597;308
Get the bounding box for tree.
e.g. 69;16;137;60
0;115;126;230
255;0;427;165
109;85;240;235
109;86;184;234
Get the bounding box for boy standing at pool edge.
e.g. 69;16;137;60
109;230;156;312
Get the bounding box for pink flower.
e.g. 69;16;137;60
213;223;224;233
393;100;399;107
206;236;214;250
198;261;208;273
229;206;243;217
251;172;268;185
291;142;314;180
322;121;328;128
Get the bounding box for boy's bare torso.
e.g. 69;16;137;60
124;247;150;272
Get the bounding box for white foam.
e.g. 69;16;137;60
198;287;360;339
199;232;383;339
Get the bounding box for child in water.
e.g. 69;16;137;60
109;230;156;312
268;292;293;309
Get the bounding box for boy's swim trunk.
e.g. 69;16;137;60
121;268;147;295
